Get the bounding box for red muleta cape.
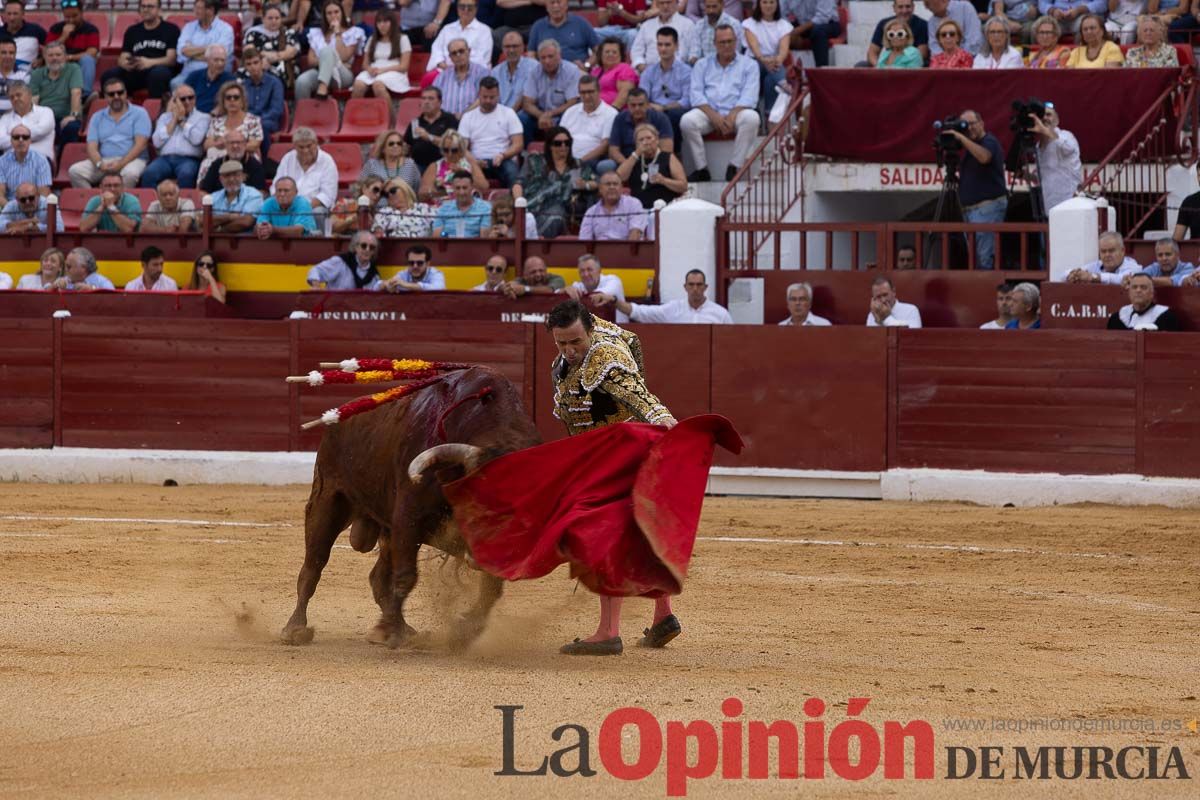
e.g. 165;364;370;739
441;414;743;598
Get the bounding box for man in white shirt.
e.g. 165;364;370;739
595;268;734;323
472;254;509;291
563;253;630;323
140;85;209;188
632;0;699;69
559;74;618;174
429;0;494;70
778;281;831;326
0;81;53;163
1064;231;1140;285
457;75;523;187
273;126;338;232
979;282;1013;329
865;275;922;328
124;245;179;292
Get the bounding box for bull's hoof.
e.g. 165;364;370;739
369;621;418;649
281;625;315;646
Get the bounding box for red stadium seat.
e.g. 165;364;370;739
141;98;162;122
107;14;140;54
333;97;390;142
278;102;290;134
395;97;421;130
57;187;95;231
55;143;88;189
179;188;205;209
130;188;158;209
94;53;119;92
83;95;106;125
91;14;112;54
407;51;430;90
323;142;364;186
284;99;340;141
27;13;55;31
266;142;290;164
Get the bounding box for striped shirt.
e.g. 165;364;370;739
0;149;51;191
433;62;490;116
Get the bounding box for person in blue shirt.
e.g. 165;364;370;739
385;243;448;291
68;78;152;188
433;171;492;237
255;176;318;237
529;0;601;66
238;46;284;155
1140;238;1196;287
172;0;235;89
184;44;234;114
679;24;759;182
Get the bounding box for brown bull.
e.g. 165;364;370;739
281;366;541;648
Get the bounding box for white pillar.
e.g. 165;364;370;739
1165;164;1196;234
727;277;764;324
658;197;724;303
1048;197;1101;283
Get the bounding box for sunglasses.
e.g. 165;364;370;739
885;30;907;40
551;139;571;146
408;259;427;266
938;31;958;38
106;89;127;97
10;133;29;140
17;195;36;202
179;95;196;101
387;186;404;195
357;243;378;251
486;265;505;273
386;140;402;146
449;49;468;56
197;260;215;267
224;94;242;100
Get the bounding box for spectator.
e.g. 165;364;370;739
782;0;841;68
404;87;459;173
62;246;113;290
976;16;1025;67
609;88;673;162
561;75;618;175
744;0;793;109
198;82;262;184
867;0;929;66
1005;281;1041;328
1107;273;1181;330
994;0;1040;41
615;122;686;208
926;0;983;56
209;160;263;234
142;86;208;189
384;243;448;291
374;177;436;237
502;254;565;296
595;0;653;49
30;42;84;151
580;171;651;240
307;230;385;290
1168;0;1199;43
288;0;353;34
942;109;1006;270
1030;102;1081;212
418;130;489;202
875;18;923;68
0;124;50;202
242;4;301;90
1064;14;1124;66
1064;231;1140;283
15;247;64;290
331;175;385;235
187;250;225;304
0;181;60;234
432;38;490;117
256;176;318;238
1106;0;1146;44
0;82;55;166
458;76;524;187
473;254;510;291
297;0;366;100
125;245;179;292
1174;161;1200;240
563;253;629;321
184;44;235;114
697;0;746;59
1138;237;1195;286
492;31;539;111
103;0;179;101
0;1;46;71
513;125;596;237
398;0;448;49
520;40;582;141
1125;16;1178;67
140;178;196;234
596;268;734;323
274;127;338;231
482;193;540;238
431;1;493;70
979;282;1013;328
0;40;26;114
1038;0;1107;39
45;0;98;97
592;38;639;111
493;0;549;51
895;243;917;269
683;0;749;20
363;130;422;191
80;171;142;233
930;20;974;68
433;169;492;237
639;26;692;149
779;281;831;325
352;9;413;99
530;0;601;66
173;0;235;89
681;24;759;183
199;128;267;191
866;275;923;327
632;0;699;69
1027;15;1072;66
239;47;285;153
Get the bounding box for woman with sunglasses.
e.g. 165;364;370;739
930;20;975;68
482;194;541;239
1026;16;1072;67
975;16;1024;68
187;251;225;304
198;81;264;184
243;3;301;88
512;126;596;239
875;18;923;68
331;176;385;235
418;131;488;203
1064;14;1125;67
374;178;435;238
351;9;412;99
296;0;366;100
16;248;64;290
743;0;796;108
363;130;421;192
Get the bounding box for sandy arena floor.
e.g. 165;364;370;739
0;484;1197;799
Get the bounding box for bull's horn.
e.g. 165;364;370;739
408;443;484;483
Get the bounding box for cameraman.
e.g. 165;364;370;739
946;109;1006;271
1028;103;1081;214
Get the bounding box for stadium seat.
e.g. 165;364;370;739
57;187;95;231
395;97;421;130
219;14;243;50
83;95;106;125
54;143;87;189
110;14;140;55
179;188;205;209
333;97;390;142
324;142;364;187
92;14;113;54
407;51;430;91
94;53;119;92
141;98;162;122
130;188;158;209
486;189;511;202
27;13;55;31
266;142;290;164
283;99;340;141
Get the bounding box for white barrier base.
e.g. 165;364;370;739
1;449;1198;508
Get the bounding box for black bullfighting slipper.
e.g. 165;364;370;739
560;637;623;656
637;615;682;648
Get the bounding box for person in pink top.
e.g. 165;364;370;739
590;38;639;110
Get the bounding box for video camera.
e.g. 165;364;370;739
932;115;969;153
1010;98;1046;138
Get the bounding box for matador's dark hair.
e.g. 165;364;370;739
546;299;594;332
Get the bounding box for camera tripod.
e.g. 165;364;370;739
922;160;965;270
